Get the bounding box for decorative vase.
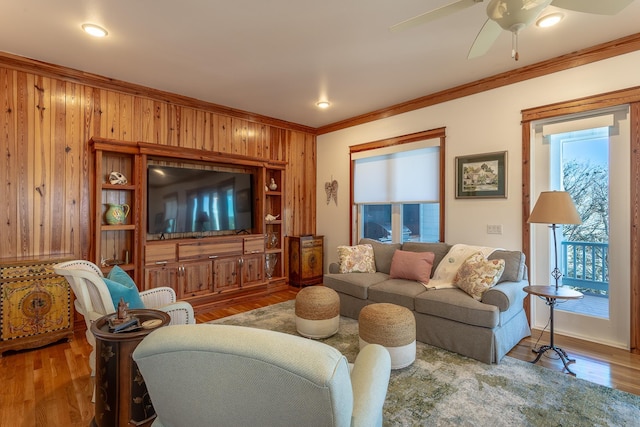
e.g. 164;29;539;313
105;203;130;225
265;254;277;279
265;231;279;249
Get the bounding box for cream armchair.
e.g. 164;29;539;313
133;324;392;427
53;260;195;376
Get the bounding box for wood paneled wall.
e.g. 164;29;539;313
0;58;317;260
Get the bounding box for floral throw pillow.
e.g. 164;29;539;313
337;244;376;273
454;252;505;300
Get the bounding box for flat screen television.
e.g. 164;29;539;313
147;165;253;234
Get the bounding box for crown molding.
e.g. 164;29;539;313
317;32;640;135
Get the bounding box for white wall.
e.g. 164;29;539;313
317;50;640;268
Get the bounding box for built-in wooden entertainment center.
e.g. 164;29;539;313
90;137;287;313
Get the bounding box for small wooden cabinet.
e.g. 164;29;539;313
289;236;324;287
0;257;74;355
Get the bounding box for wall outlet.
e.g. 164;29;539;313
487;224;503;235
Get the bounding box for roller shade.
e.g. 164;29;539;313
353;146;439;204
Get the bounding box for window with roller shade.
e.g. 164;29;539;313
350;129;444;243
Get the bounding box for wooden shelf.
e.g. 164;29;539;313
100;224;136;231
101;262;135;272
102;184;136;191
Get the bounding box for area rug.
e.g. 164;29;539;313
210;300;640;426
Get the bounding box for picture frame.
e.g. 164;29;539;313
455;151;507;199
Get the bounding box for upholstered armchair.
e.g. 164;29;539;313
133;324;392;427
53;260;195;376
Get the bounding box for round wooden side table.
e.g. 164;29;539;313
90;309;170;427
524;285;583;375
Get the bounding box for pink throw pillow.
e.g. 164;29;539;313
389;250;435;285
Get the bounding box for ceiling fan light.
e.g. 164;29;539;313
82;23;108;38
536;13;564;28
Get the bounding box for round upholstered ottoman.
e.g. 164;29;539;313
295;286;340;339
358;303;416;369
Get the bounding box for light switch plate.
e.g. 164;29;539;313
487;224;503;234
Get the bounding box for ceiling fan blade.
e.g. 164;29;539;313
390;0;483;33
468;19;502;59
551;0;634;15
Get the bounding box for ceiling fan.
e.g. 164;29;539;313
390;0;634;60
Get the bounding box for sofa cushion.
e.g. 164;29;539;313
389;250;435;284
454;252;505;301
359;238;402;274
488;250;525;283
323;272;389;300
337;244;376;273
400;242;451;276
414;288;499;329
367;279;427;311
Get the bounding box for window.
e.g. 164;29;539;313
350;129;445;243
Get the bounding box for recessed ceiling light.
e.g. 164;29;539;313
316;101;330;109
82;23;108;38
536;13;564;28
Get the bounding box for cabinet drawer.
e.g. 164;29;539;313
146;243;177;265
244;236;265;254
0;264;52;280
179;240;242;260
301;238;323;249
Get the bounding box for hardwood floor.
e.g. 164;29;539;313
1;287;638;427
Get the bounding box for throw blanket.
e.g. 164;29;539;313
426;244;497;289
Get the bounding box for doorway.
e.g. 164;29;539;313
530;107;630;349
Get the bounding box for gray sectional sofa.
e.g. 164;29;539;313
323;239;531;364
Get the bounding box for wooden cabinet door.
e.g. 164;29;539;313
241;254;264;288
144;264;179;291
180;261;212;298
301;239;323;279
213;257;240;293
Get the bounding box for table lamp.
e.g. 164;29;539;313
528;191;582;291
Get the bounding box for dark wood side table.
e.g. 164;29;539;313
523;285;583;375
90;309;170;427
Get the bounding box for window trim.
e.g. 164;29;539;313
349;127;446;244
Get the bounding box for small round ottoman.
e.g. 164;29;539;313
358;303;416;369
295;286;340;339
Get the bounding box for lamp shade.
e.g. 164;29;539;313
528;191;582;225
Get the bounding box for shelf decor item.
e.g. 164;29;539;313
455;151;507;199
266;232;279;249
268;178;278;191
265;254;278;279
265;213;280;223
109;171;128;185
105;203;130;225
